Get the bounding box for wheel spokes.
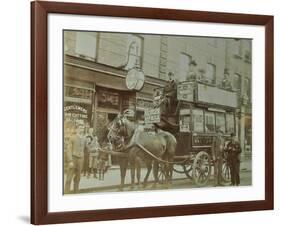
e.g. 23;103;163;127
192;151;211;186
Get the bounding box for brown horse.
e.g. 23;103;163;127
107;113;177;189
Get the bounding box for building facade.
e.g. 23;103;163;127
64;31;252;158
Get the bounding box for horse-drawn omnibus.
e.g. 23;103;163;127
106;79;239;189
145;80;238;186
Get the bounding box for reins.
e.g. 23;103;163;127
109;114;186;165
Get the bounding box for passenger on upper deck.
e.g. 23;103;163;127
187;60;198;81
164;72;177;114
220;69;233;91
197;68;206;82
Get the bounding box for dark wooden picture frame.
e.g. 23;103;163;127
31;1;274;225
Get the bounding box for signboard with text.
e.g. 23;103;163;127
97;88;120;110
179;109;191;132
65;86;93;100
144;108;160;124
177;82;194;102
197;83;238;108
64;102;92;126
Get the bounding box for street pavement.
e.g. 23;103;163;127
69;159;252;193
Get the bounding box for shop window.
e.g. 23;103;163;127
75;32;97;59
122;96;136;112
226;113;235;134
205;111;215;132
180;109;191;132
192;109;204;132
205;63;216;84
179;53;191;82
125;35;143;70
180;115;191;132
215;113;226;133
97;88;120;110
95;112;109;144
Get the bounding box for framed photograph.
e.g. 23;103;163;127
31;1;274;225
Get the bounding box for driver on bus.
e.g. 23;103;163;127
164;72;177;114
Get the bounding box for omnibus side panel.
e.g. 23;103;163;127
175;132;192;155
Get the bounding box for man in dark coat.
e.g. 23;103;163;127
225;133;242;186
163;72;177;114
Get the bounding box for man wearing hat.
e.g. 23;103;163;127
187;60;198;81
164;72;177;114
213;129;225;186
225;133;242;186
221;69;232;90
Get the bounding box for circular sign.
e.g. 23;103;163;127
125;68;145;91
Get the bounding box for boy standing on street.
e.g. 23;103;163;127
64;124;86;194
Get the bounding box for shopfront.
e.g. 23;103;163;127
64;57;139;165
94;86;136;141
64;54;166;164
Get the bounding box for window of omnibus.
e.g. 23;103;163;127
205;111;215;132
226;113;235;134
192;109;204;132
180;109;191;132
215;113;226;133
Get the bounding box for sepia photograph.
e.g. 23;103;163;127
30;1;274;224
63;30;252;195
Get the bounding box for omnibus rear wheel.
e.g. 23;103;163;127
192;151;211;186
